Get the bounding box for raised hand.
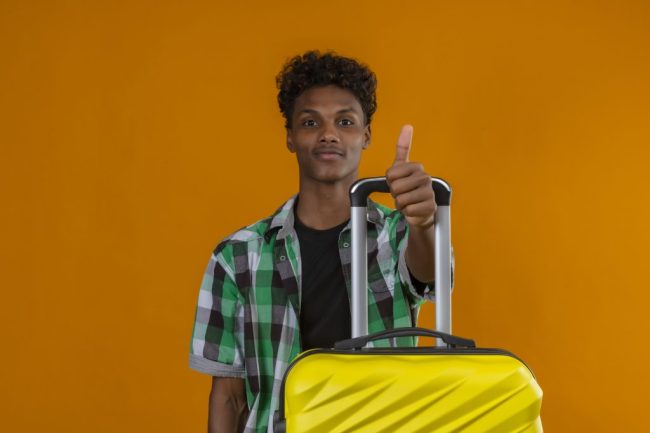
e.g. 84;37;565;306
386;125;437;229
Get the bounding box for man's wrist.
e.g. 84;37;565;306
407;216;435;233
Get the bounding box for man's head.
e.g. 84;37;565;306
275;51;377;186
276;51;377;130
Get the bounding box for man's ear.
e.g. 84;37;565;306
362;124;371;149
286;128;295;153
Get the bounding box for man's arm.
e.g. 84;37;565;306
386;125;437;283
208;377;249;433
404;223;435;283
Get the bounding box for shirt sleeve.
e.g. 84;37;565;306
189;247;246;378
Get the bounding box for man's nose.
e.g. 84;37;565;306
319;123;340;143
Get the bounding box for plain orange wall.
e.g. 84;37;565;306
2;1;649;432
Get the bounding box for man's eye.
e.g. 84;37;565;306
339;119;354;126
302;119;317;127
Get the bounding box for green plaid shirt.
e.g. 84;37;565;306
190;196;444;433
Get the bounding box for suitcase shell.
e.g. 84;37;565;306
277;345;542;432
273;177;543;432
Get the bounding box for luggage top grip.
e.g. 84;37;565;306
334;327;476;350
349;176;451;207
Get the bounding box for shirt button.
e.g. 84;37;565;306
343;242;349;248
280;255;286;261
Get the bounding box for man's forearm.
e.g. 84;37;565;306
208;377;249;433
405;223;436;283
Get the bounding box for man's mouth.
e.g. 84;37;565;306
314;149;344;160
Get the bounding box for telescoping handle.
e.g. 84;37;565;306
349;177;452;347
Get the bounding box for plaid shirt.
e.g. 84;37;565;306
190;196;445;433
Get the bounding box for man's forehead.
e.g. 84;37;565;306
295;85;362;112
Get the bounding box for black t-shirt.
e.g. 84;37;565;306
294;213;351;351
294;206;431;351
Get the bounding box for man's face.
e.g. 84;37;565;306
286;85;371;185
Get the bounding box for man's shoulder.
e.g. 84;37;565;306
369;200;397;219
211;195;295;258
212;216;273;257
368;199;405;228
367;199;409;252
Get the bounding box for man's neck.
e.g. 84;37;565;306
295;179;354;230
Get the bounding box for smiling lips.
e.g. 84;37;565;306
314;148;344;161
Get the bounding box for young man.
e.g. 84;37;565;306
190;51;443;433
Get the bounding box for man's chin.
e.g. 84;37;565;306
307;171;354;185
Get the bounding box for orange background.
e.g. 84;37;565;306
1;1;649;432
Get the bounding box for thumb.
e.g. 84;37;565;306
394;124;413;163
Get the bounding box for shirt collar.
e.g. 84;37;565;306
265;195;386;240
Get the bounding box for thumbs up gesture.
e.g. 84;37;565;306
386;125;437;229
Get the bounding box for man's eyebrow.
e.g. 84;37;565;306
297;107;359;115
297;108;320;114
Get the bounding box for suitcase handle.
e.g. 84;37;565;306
349;177;453;346
333;327;475;350
350;176;451;206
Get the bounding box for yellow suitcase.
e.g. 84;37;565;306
274;178;543;432
274;328;542;432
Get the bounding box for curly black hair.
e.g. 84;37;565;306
276;50;377;129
